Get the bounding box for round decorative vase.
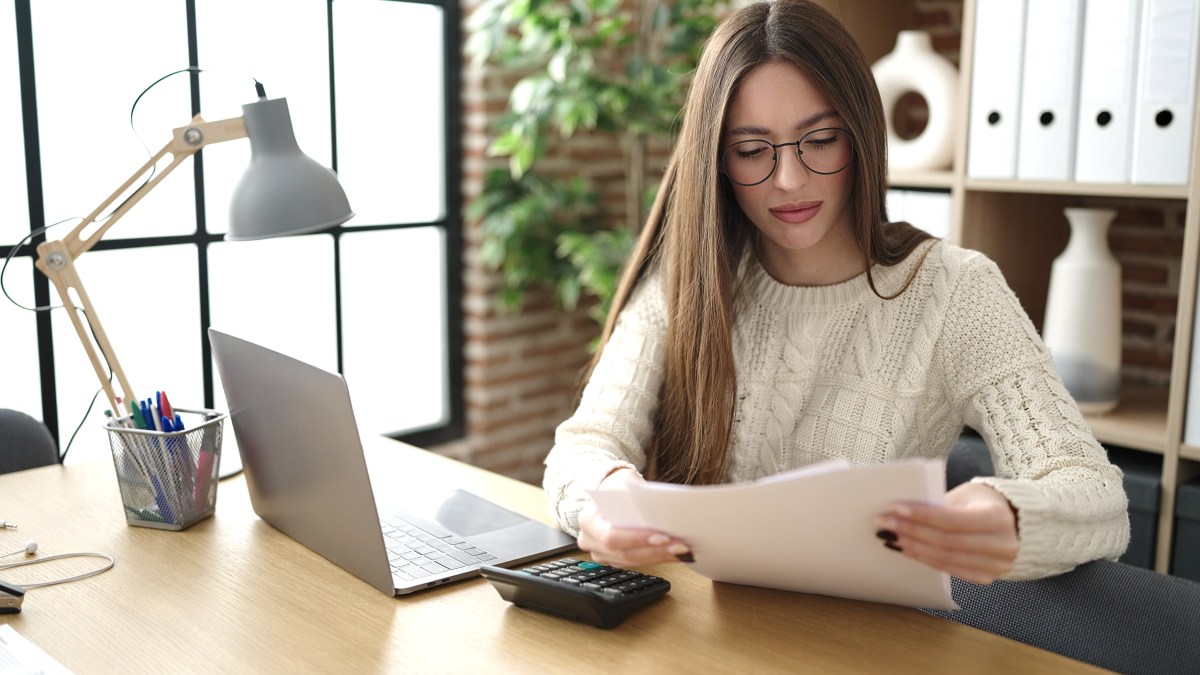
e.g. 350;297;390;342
871;30;959;171
1042;207;1122;414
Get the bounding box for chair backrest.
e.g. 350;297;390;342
946;430;994;489
0;409;58;474
923;559;1200;674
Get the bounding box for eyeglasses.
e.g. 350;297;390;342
720;127;853;186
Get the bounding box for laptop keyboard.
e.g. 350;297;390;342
381;514;498;581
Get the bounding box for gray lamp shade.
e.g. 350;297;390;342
226;97;354;241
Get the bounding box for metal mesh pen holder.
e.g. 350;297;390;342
105;408;227;531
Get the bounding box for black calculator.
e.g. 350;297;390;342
480;557;671;628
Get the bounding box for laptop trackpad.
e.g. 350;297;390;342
424;489;528;537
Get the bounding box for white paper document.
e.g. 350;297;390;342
589;459;959;610
0;625;74;675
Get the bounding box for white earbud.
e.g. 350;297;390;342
1;541;36;558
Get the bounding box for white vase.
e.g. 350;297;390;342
1042;208;1122;414
871;31;959;171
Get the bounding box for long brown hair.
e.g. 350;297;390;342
586;0;932;485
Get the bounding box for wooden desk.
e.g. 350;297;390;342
0;436;1102;674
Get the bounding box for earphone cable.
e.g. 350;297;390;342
0;551;115;589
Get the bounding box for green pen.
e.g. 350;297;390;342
129;400;146;429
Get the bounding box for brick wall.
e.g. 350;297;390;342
452;0;674;484
444;0;1181;483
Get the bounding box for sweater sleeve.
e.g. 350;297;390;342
939;254;1130;580
542;272;669;536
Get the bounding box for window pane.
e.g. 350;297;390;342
197;0;332;236
0;258;42;416
207;234;338;408
51;246;202;465
1;8;28;246
32;1;194;241
341;228;447;435
333;0;445;226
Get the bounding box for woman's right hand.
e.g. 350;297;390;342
575;469;692;568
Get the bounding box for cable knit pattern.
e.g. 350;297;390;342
543;241;1130;580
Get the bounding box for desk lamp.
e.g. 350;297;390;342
35;86;354;416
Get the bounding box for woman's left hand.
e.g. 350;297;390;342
875;483;1019;584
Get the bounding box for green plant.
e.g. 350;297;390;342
466;0;727;323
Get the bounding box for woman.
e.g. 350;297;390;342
543;0;1129;584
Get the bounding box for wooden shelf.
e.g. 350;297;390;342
889;170;955;190
854;0;1200;575
1084;384;1169;454
964;178;1189;200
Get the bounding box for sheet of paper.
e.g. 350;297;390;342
590;459;957;610
587;488;651;529
0;625;74;675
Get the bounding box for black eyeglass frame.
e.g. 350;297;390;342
720;127;854;186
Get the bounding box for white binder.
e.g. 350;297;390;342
1016;0;1085;181
1130;0;1200;185
965;0;1027;180
1074;0;1143;183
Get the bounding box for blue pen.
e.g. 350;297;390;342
151;475;176;524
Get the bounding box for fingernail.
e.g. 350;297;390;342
648;533;669;545
875;529;898;542
875;516;898;530
890;504;912;517
675;552;695;563
667;543;690;555
884;541;903;552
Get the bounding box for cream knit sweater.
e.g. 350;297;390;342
543;240;1130;581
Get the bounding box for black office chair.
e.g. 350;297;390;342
0;409;59;474
923;559;1200;674
945;429;993;489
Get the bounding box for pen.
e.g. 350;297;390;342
151;475;176;524
147;399;162;432
192;413;216;512
129;401;146;429
160;391;174;420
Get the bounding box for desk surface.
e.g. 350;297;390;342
0;436;1102;674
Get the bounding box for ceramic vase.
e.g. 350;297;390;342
1042;207;1122;414
871;30;959;171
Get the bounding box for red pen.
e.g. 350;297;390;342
160;390;174;420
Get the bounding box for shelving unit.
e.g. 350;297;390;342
837;0;1200;574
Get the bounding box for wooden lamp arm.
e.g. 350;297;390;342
34;114;248;416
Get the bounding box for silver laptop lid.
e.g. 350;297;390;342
209;328;395;594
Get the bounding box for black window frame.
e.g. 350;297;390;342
4;0;464;452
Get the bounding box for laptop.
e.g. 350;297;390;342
208;328;577;595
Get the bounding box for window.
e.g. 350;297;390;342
0;0;463;465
